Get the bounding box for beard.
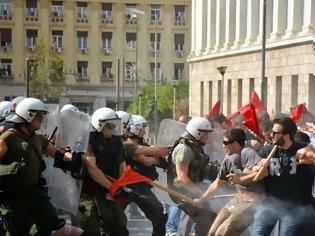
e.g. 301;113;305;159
274;136;285;146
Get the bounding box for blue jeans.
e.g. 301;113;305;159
165;206;182;233
250;199;308;236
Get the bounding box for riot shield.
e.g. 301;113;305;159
48;110;91;215
157;119;186;146
204;127;225;163
39;104;59;139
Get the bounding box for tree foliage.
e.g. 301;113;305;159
127;80;189;123
28;38;65;102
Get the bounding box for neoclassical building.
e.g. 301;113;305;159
0;0;190;113
188;0;315;117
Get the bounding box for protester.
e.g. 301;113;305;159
0;97;82;235
194;128;265;236
251;117;315;236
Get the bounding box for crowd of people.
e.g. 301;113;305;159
0;96;315;236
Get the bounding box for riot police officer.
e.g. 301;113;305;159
123;115;169;236
0;98;82;235
81;107;129;236
168;117;217;236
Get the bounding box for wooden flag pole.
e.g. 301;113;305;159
149;181;194;204
253;145;279;182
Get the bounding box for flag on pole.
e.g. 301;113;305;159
239;103;264;138
207;100;221;119
251;90;267;112
109;166;151;197
290;103;305;123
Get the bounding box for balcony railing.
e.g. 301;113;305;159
0;10;12;21
1;43;12;53
75;73;89;83
51;11;64;23
174;15;186;26
25;8;38;21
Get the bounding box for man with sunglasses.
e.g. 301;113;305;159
250;117;315;236
193;128;264;236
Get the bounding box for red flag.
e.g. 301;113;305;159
109;166;151;197
226;110;240;126
251;90;266;112
290;103;304;123
239;103;264;138
207;100;221;119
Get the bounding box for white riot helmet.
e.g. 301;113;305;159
116;111;133;129
133;115;148;127
91;107;122;135
0;101;11;120
9;96;26;111
7;98;48;123
129;115;143;136
185;117;213;140
61;104;79;113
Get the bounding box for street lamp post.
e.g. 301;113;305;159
25;58;36;98
153;8;158;144
128;9;145;96
261;0;267;105
171;80;179;120
217;66;227;113
138;89;144;115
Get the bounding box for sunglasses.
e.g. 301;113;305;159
271;131;283;135
223;140;234;145
104;123;116;130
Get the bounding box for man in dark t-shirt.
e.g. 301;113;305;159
251;117;315;236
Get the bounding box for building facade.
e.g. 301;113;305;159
0;0;190;113
189;0;315;118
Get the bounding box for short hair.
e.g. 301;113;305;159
260;120;273;132
274;117;297;140
224;128;246;147
294;131;310;144
212;113;227;124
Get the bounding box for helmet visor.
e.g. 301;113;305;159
102;119;122;136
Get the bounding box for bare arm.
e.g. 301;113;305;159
119;161;127;176
134;154;158;166
199;177;224;200
176;164;203;195
85;154;113;189
0;139;8;160
135;146;169;158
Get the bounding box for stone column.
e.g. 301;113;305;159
302;0;315;33
270;0;287;40
223;0;236;49
245;0;259;45
214;0;226;51
195;0;207;55
257;0;273;43
64;1;76;82
284;0;303;37
13;0;26;83
233;0;247;48
89;2;100;83
191;0;196;54
205;0;216;52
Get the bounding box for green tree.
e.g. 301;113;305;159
127;80;189;123
28;38;65;102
